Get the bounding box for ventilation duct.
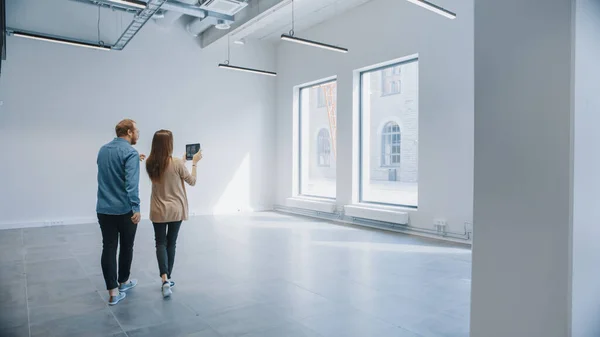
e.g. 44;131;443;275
199;0;247;16
154;0;199;26
186;16;217;36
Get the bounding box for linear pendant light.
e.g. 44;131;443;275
218;63;277;77
405;0;456;19
280;34;348;53
10;30;111;51
106;0;147;10
217;35;276;77
280;0;348;53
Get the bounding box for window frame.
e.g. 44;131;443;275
358;57;418;208
298;78;337;200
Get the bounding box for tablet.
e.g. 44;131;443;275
186;143;201;160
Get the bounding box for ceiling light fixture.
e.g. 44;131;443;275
106;0;147;10
280;34;348;53
218;63;276;76
10;30;111;51
218;35;276;77
280;0;348;53
405;0;456;19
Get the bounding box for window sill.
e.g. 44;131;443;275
344;204;409;225
286;197;337;213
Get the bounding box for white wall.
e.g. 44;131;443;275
571;0;600;335
471;0;573;336
0;0;276;228
274;0;474;233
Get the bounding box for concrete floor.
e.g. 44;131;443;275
0;212;471;337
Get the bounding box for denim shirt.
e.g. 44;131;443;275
96;138;140;215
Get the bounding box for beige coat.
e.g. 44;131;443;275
149;158;196;223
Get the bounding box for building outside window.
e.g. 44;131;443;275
298;79;337;199
317;128;331;167
359;58;418;207
382;65;402;96
381;121;401;167
317;87;326;108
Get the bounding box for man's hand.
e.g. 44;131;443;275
139;154;147;161
131;212;141;224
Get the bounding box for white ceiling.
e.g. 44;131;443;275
230;0;374;42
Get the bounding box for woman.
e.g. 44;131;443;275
145;130;202;298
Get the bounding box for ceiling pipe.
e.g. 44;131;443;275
160;0;234;21
153;0;199;26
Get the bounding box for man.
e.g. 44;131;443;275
96;119;144;305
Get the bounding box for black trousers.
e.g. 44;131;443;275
153;221;182;279
98;212;138;291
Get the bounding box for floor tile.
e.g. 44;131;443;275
239;321;323;337
299;308;398;337
29;291;106;326
126;317;211;337
0;247;24;263
110;297;197;331
0;324;30;337
27;277;98;308
0;229;23;247
25;244;74;263
353;294;442;328
30;307;122;337
0;261;25;283
203;303;292;337
0;303;28;329
181;291;259;318
0;280;27;305
23;228;67;248
25;258;87;285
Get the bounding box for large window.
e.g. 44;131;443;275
299;80;337;199
360;59;418;207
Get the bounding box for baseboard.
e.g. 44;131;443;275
0;207;275;231
0;217;98;231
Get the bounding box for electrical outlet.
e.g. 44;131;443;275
434;218;447;232
44;220;64;226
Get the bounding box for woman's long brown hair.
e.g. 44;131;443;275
146;130;174;183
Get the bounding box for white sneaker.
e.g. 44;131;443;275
161;281;172;298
